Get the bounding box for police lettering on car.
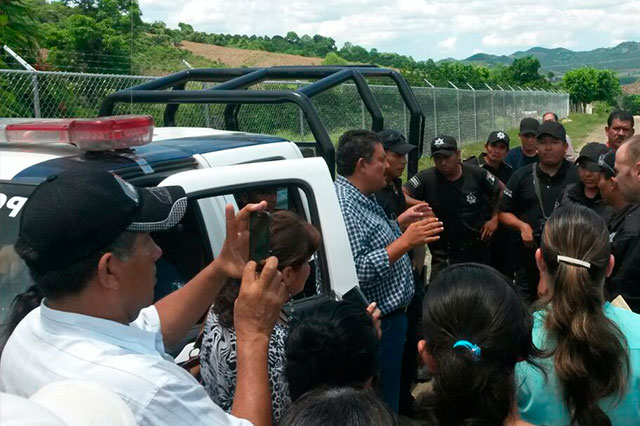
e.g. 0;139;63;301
403;135;501;281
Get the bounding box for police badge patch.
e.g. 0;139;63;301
466;193;477;204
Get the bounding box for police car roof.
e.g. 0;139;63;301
0;124;289;182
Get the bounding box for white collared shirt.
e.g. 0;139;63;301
0;302;252;426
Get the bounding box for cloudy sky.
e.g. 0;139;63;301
138;0;640;61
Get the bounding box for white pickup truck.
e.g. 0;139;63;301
0;116;358;340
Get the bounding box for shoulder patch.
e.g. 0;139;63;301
503;188;513;198
486;172;496;185
408;175;422;189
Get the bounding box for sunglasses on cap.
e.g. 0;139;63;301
598;154;616;177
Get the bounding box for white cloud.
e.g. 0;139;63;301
437;37;457;51
138;0;640;60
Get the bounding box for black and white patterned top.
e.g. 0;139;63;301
199;311;291;422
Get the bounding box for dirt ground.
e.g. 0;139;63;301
179;41;323;68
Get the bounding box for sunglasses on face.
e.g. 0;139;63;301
597;154;616;177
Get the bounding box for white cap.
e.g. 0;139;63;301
0;392;67;426
30;381;136;426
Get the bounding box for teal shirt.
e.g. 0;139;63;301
516;303;640;425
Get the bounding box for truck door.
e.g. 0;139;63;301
158;157;357;296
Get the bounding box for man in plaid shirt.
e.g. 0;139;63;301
334;130;443;413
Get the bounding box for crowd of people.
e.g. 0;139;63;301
0;109;639;426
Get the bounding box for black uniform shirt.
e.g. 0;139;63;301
465;153;513;184
607;203;640;313
558;182;611;221
404;163;500;242
374;177;406;220
500;160;578;235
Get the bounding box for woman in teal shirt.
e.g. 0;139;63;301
516;205;640;426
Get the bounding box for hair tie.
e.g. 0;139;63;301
557;255;591;269
453;340;481;362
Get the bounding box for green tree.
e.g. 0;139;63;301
562;67;621;109
322;52;348;65
0;0;39;64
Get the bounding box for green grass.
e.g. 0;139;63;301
560;112;608;148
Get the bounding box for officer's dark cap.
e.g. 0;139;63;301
487;130;510;148
377;129;416;155
537;121;567;142
430;135;458;157
519;117;540;136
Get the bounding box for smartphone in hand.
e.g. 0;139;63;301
249;211;271;264
342;285;370;309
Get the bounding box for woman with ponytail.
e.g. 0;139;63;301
416;263;541;426
516;205;640;426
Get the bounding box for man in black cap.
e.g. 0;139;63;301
499;121;578;304
403;135;501;281
504;117;540;171
465;130;514;184
558;142;610;219
598;149;640;313
465;130;514;277
374;129;417;220
0;168;287;426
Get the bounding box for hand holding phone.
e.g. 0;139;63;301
249;211;271;264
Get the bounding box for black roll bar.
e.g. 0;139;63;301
99;89;336;178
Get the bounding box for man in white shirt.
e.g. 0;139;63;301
0;168;287;426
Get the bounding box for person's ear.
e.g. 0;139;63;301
355;157;367;174
97;252;121;290
534;248;546;274
281;265;294;290
418;339;436;372
606;254;615;278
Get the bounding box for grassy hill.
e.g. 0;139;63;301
179;41;323;67
463;42;640;83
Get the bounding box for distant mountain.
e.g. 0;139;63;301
463;42;640;82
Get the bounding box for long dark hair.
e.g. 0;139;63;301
539;205;629;426
213;210;321;328
417;263;540;426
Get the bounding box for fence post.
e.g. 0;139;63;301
3;45;41;118
424;79;437;137
467;83;477;142
485;83;495;129
448;81;462;143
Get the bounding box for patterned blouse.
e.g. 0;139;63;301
199;311;291;422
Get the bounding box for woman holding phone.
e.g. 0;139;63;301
199;210;321;421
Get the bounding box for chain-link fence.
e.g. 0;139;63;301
0;69;569;154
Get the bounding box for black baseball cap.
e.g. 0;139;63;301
487;130;510;148
597;150;616;178
18;168;187;274
376;129;416;154
537;121;567;142
430;135;458;157
576;142;609;172
519;117;540;135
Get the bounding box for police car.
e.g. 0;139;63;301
0;115;359;335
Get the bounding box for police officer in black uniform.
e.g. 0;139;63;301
597;149;640;313
374;129;415;219
465;130;514;277
499;121;578;304
403;135;501;282
465;130;514;184
558;142;610;219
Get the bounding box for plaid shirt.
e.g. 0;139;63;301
335;175;414;315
